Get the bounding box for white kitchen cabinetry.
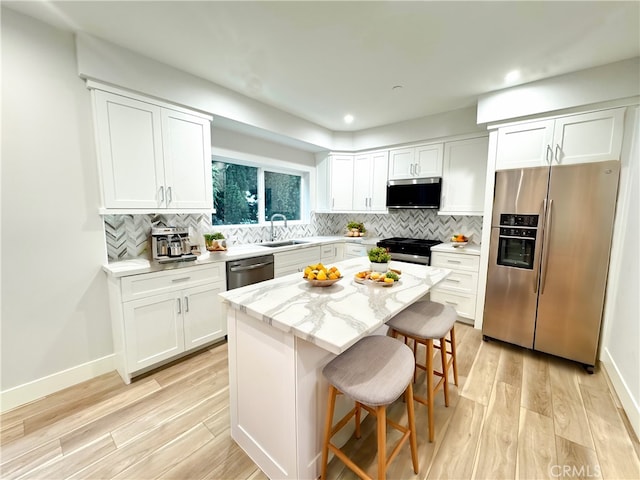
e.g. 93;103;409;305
328;152;388;212
92;86;212;213
388;143;443;180
495;108;625;170
439;136;489;216
344;243;367;258
430;249;480;323
107;263;226;383
274;246;322;277
320;243;344;264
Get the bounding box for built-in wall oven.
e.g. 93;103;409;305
494;214;539;270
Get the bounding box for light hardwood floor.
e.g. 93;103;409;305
1;323;638;480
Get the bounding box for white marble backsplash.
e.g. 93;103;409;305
104;210;483;261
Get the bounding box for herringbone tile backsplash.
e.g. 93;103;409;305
104;211;483;261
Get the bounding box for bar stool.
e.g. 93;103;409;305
320;335;419;480
386;301;458;442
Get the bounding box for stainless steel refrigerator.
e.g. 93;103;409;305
483;160;620;369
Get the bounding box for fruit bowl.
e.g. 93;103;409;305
304;276;343;287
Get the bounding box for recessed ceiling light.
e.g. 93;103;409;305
505;70;521;83
344;114;354;124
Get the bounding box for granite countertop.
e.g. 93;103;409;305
103;236;382;277
431;242;481;256
219;257;451;355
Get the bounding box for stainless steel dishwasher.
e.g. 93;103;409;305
226;254;275;290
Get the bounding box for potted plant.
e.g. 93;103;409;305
368;246;391;272
204;232;226;251
346;221;366;237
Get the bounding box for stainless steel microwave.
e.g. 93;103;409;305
386;177;442;209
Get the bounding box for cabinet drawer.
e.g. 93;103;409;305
436;271;478;294
344;243;367;257
430;289;476;320
274;246;321;268
431;252;479;271
121;263;225;301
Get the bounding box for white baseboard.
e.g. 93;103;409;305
0;354;115;413
601;346;640;439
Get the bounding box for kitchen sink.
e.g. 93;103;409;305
262;240;310;248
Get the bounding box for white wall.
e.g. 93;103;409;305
1;8;113;407
600;106;640;438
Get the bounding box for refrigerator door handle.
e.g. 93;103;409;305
554;144;561;163
540;199;553;294
533;199;546;293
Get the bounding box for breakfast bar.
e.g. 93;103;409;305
219;257;450;480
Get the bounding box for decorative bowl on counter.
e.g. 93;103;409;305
304;276;343;287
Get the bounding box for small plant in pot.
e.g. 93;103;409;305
346;221;366;237
204;232;226;251
368;247;391;272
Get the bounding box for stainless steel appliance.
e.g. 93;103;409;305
483;160;620;369
386;177;442;209
226;255;275;290
151;226;197;263
376;237;442;265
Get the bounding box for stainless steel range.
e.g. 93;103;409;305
376;237;442;265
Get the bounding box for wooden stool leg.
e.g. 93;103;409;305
321;385;337;480
412;338;418;383
355;402;362;439
440;336;450;407
377;405;386;480
426;340;435;442
405;383;419;474
450;326;459;386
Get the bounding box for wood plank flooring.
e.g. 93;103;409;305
1;323;639;480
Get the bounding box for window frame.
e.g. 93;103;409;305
211;153;313;227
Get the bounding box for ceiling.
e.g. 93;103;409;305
5;1;640;132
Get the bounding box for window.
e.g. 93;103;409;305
212;158;304;226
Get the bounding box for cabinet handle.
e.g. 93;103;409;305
447;259;462;264
415;163;420;175
410;164;415;176
171;277;191;282
184;296;189;313
445;278;461;283
546;145;552;164
177;298;182;314
159;186;165;203
554;144;561;163
167;186;173;204
445;300;459;306
332;198;335;208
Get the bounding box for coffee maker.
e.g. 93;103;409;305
151;226;197;263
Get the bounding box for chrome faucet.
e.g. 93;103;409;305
269;213;287;241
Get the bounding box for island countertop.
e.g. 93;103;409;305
219;257;451;355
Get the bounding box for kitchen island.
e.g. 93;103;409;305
219;257;450;480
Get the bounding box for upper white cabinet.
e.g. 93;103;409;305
439;136;489;216
92;87;213;213
388;143;443;179
495;108;625;170
327;151;388;212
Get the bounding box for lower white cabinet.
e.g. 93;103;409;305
320;243;344;264
430;250;480;322
344;243;367;258
108;263;226;383
274;246;321;277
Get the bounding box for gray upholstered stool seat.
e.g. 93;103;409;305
322;335;415;406
320;335;419;480
386;300;459;443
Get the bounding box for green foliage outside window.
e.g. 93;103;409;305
265;171;301;221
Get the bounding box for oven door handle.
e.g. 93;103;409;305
540;199;553;294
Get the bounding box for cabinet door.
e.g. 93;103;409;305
415;144;443;177
183;283;226;350
495;120;554;170
369;151;389;211
353;154;372;210
440;137;489;215
388;148;415;179
552;108;625;165
330;155;354;211
162;109;213;210
123;292;184;372
94;90;165;209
